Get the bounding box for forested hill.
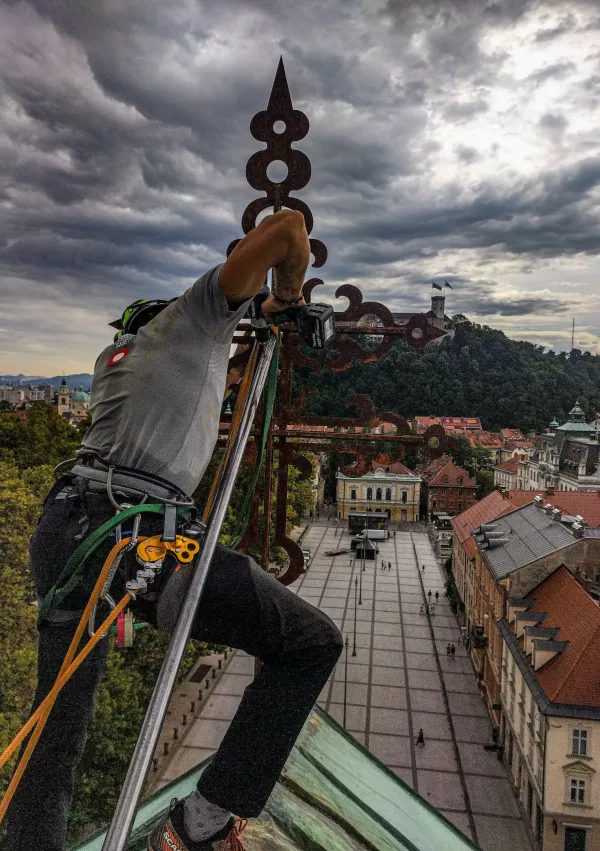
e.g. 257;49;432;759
293;316;600;433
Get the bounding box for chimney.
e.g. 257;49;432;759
552;508;562;521
571;522;585;539
547;486;555;496
488;536;510;549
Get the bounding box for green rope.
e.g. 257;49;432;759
225;334;281;549
38;503;166;626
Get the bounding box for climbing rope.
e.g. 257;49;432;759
0;537;140;820
0;332;278;820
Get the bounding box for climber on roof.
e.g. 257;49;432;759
3;209;343;851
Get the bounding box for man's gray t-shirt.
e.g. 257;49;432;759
82;265;250;496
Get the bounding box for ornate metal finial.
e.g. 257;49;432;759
227;57;327;273
226;60;449;585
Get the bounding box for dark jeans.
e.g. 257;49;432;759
4;480;342;851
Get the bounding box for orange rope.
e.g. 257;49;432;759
0;537;143;821
1;330;273;821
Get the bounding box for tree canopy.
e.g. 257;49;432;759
293;317;600;432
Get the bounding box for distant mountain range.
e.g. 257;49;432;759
0;374;93;390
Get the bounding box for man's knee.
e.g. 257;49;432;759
310;608;344;660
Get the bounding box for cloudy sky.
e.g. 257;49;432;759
2;0;600;375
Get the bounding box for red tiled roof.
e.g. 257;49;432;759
413;415;482;433
506;490;600;528
441;416;482;430
496;458;521;473
451;491;515;559
425;459;477;488
455;430;503;449
414;416;442;433
524;566;600;706
501;428;523;440
506;439;534;450
417;454;451;480
371;461;416;476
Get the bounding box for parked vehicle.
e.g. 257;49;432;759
354;528;388;541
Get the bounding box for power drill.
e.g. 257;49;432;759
246;287;336;349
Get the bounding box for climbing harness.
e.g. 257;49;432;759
0;291;336;847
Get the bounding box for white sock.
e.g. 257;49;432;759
183;790;232;843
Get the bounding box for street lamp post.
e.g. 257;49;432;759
352;576;357;657
343;635;349;728
358;547;365;606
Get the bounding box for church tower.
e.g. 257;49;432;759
57;376;71;416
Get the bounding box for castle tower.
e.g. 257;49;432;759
431;294;445;321
57;376;71;416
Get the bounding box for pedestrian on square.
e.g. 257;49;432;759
393;530;396;538
422;564;425;572
450;643;456;658
427;590;432;601
420;604;424;615
435;591;439;602
388;561;392;571
446;644;451;656
430;603;435;615
415;729;425;746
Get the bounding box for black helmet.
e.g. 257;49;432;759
109;298;175;342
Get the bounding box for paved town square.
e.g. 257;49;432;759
165;521;533;851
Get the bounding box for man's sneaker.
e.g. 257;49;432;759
147;798;248;851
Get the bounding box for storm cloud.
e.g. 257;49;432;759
1;0;600;373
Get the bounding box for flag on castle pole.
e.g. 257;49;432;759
431;281;442;290
444;280;453;289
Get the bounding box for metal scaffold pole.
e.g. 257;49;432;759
102;335;277;851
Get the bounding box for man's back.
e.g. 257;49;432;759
82;265;250;496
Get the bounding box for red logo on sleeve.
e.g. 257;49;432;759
108;348;129;367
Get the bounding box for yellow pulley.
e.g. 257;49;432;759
136;535;199;566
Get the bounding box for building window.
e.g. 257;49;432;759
570;778;586;805
458;476;463;484
458;489;463;495
441;488;446;495
366;487;373;500
443;476;449;483
432;500;437;509
572;729;588;757
386;488;392;501
350;488;357;500
401;490;407;503
376;487;382;501
458;502;463;511
564;827;587;850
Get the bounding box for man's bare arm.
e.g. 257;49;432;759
219;210;310;315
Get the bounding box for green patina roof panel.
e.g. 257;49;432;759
73;707;478;851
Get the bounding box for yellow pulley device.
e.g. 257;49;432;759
136;535;200;567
